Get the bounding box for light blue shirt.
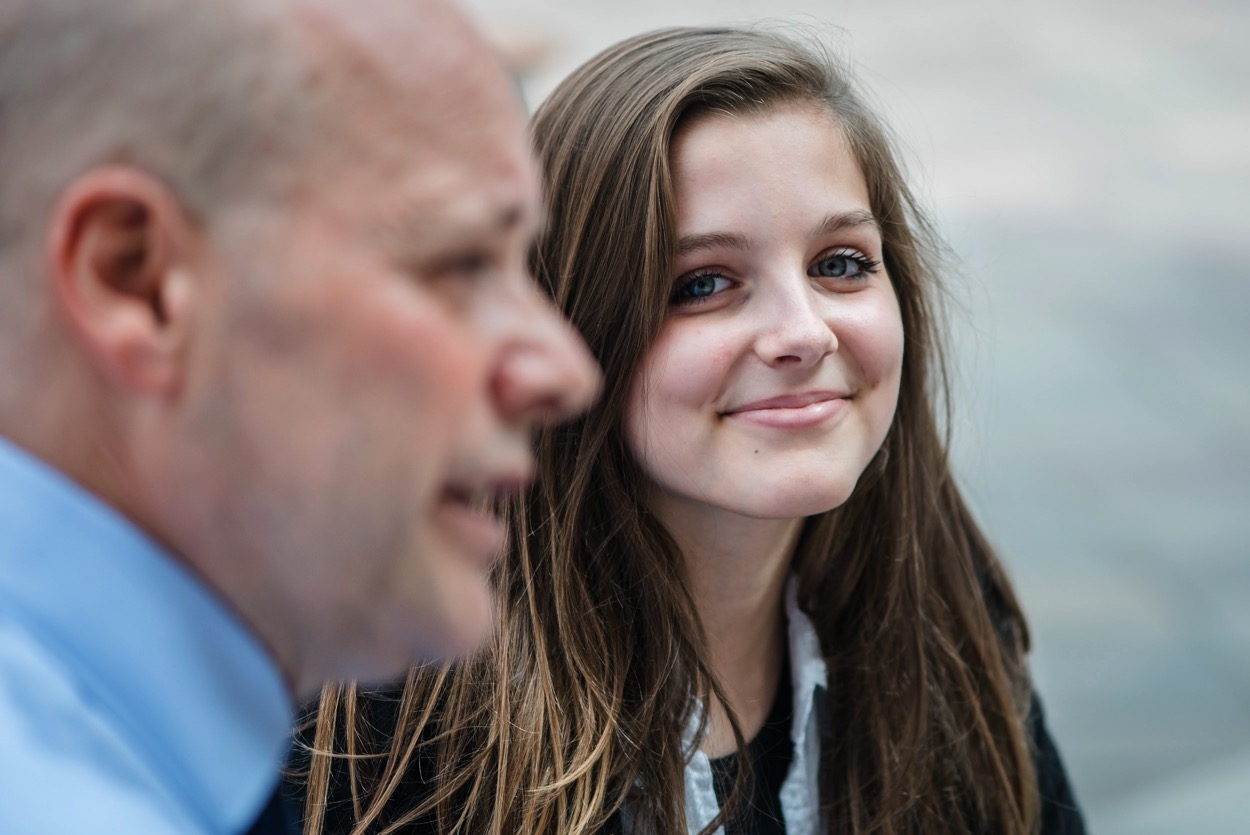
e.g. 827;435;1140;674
0;436;293;833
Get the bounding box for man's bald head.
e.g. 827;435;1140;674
0;0;525;417
1;1;287;254
0;0;514;262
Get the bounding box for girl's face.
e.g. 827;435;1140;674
625;104;904;524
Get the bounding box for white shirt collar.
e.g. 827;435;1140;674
678;576;828;835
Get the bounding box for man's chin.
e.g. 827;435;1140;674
410;578;497;663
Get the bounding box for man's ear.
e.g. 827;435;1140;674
46;166;200;396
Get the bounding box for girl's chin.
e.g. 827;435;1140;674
717;489;858;522
746;482;859;518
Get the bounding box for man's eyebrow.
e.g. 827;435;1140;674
810;209;880;238
491;204;525;232
385;202;528;248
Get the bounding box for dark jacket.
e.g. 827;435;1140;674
283;683;1086;835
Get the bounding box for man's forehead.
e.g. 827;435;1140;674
291;0;526;160
295;0;460;49
382;182;540;251
279;0;538;248
292;0;507;105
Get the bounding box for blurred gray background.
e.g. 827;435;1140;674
463;0;1250;831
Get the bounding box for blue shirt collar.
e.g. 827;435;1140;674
0;435;293;832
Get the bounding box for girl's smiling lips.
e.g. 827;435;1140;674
720;390;850;429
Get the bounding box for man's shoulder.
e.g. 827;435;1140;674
0;616;204;833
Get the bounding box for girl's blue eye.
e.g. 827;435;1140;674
672;272;731;304
810;249;880;280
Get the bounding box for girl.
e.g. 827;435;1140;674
297;26;1085;835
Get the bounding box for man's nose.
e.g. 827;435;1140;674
491;291;601;426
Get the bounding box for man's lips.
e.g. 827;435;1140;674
441;478;527;507
437;477;528;565
720;390;850;429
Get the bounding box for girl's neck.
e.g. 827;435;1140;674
653;496;802;757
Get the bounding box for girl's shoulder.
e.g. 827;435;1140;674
1027;693;1088;835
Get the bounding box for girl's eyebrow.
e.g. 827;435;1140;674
677;209;882;257
677;230;750;256
809;209;880;238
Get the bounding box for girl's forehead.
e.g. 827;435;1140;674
669;106;868;232
673;99;842;145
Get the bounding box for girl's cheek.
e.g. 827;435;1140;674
841;293;904;386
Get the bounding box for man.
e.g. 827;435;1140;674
0;0;599;832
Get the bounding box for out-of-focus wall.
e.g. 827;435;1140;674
465;1;1250;830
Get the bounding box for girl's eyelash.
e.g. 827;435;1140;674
669;270;728;305
670;247;880;306
820;247;881;274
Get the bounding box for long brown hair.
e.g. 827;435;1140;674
301;26;1038;835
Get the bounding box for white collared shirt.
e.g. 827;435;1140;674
622;578;827;835
682;577;828;835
